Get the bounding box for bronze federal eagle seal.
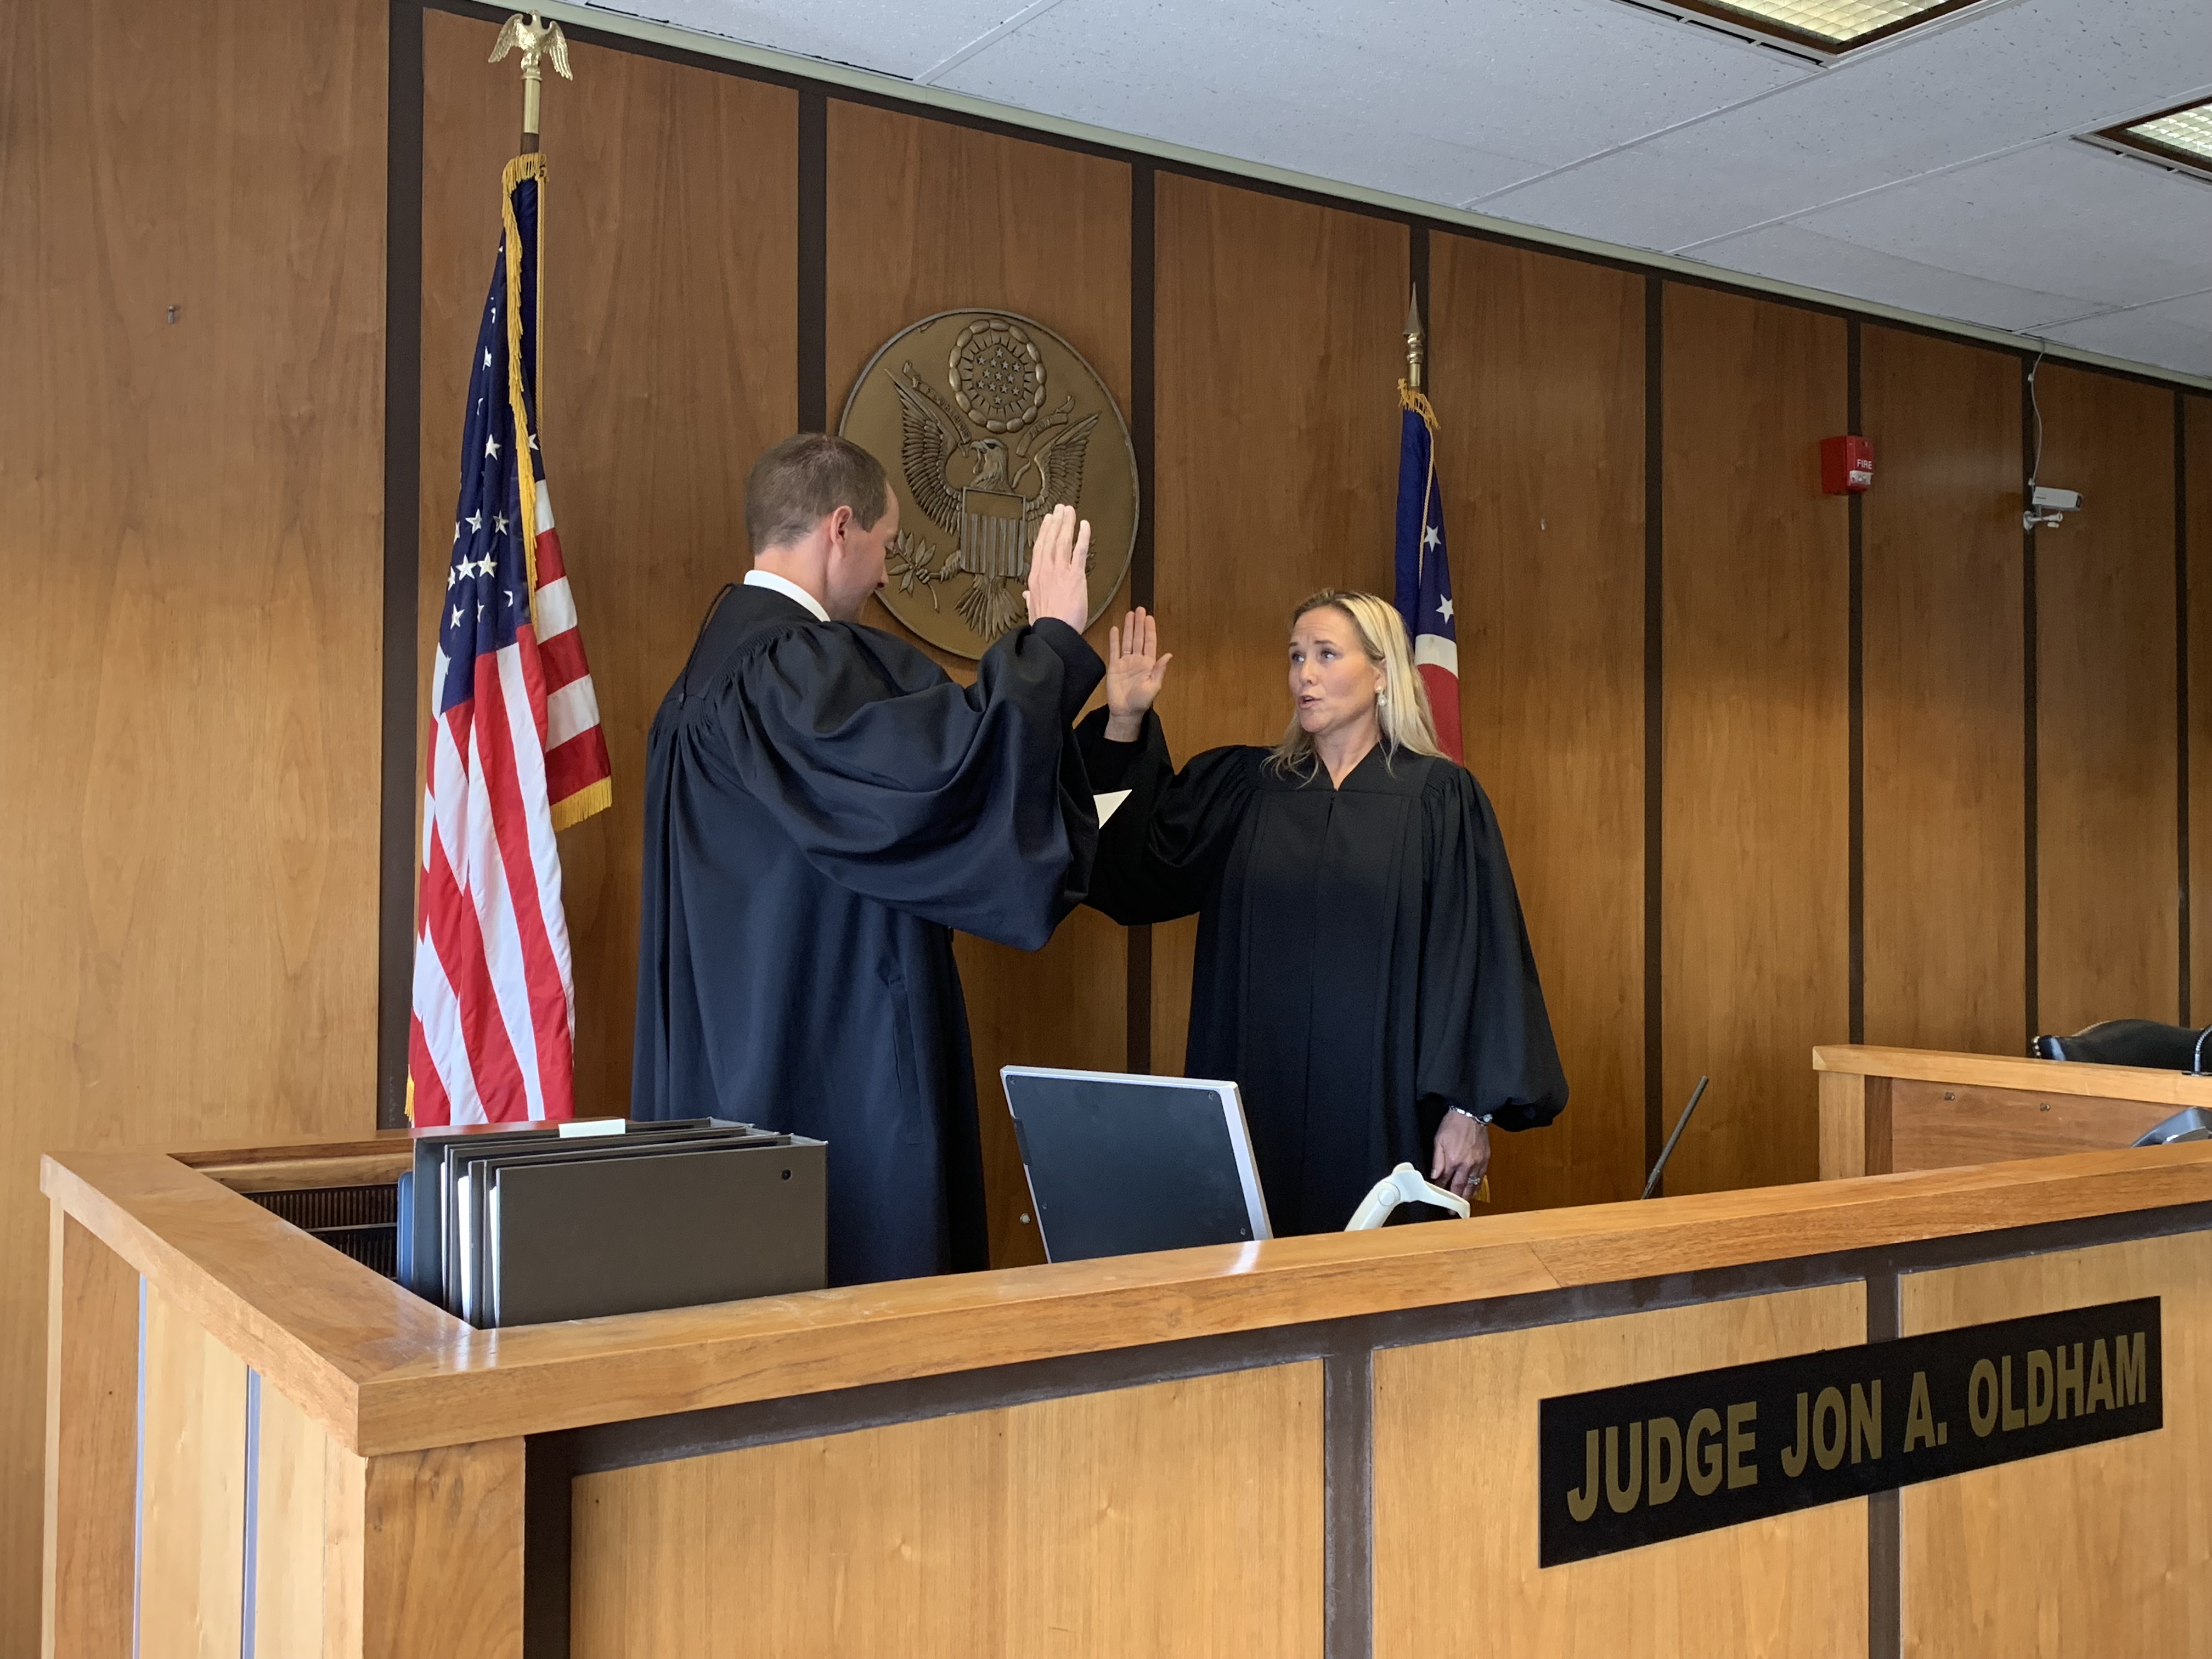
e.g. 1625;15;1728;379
838;311;1138;658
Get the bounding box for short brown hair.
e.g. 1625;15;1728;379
745;433;891;554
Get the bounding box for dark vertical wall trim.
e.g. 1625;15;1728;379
1126;162;1156;1074
1130;163;1156;613
1864;1266;1900;1659
1848;320;1865;1045
377;0;426;1130
1322;1346;1374;1659
523;1434;577;1659
2179;392;2192;1026
1126;923;1154;1074
2022;362;2040;1046
1644;276;1666;1177
796;89;827;432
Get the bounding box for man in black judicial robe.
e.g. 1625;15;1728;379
631;435;1104;1286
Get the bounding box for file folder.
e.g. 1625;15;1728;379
487;1136;827;1326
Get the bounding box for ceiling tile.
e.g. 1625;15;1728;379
1786;143;2212;312
1686;220;2085;329
935;0;1806;205
569;0;1014;80
1470;142;1764;249
2039;289;2212;375
1479;0;2212;249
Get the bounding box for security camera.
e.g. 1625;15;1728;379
2024;484;2084;531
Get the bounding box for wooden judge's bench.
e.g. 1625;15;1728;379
1816;1043;2212;1178
43;1049;2212;1659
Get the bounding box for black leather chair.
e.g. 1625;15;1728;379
2030;1019;2212;1073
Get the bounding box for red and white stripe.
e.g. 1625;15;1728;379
1413;636;1459;764
408;534;586;1127
529;482;611;823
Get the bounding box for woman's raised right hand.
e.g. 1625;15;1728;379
1103;607;1173;740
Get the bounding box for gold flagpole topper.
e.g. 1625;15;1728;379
489;12;573;152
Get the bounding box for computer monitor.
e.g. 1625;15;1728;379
1000;1066;1272;1263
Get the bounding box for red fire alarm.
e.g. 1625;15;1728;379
1822;435;1874;494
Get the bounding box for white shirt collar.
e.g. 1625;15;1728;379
743;567;830;623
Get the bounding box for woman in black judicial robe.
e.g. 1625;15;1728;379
1078;589;1567;1235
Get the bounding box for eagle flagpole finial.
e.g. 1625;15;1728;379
490;12;573;151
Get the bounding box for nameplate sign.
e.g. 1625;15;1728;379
1538;1297;2162;1565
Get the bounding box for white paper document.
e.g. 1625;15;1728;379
1094;789;1132;827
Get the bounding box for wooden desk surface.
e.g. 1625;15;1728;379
1815;1043;2212;1105
42;1135;2212;1459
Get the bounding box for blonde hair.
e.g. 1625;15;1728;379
1266;589;1444;775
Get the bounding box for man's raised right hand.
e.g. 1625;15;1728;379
1023;503;1092;635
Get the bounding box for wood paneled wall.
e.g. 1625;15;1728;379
1148;177;1408;1071
1;0;386;1646
2034;366;2181;1036
1660;287;1851;1195
8;3;2208;1630
1860;328;2026;1054
1431;237;1647;1211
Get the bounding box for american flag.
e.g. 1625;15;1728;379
409;154;611;1127
1393;387;1463;763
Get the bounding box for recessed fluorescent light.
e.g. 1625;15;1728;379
2120;102;2212;165
2083;98;2212;185
1649;0;1981;53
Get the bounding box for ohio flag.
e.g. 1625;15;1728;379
1393;387;1462;763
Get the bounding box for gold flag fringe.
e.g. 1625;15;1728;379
1398;383;1439;431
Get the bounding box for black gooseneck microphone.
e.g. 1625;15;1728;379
1640;1074;1711;1200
